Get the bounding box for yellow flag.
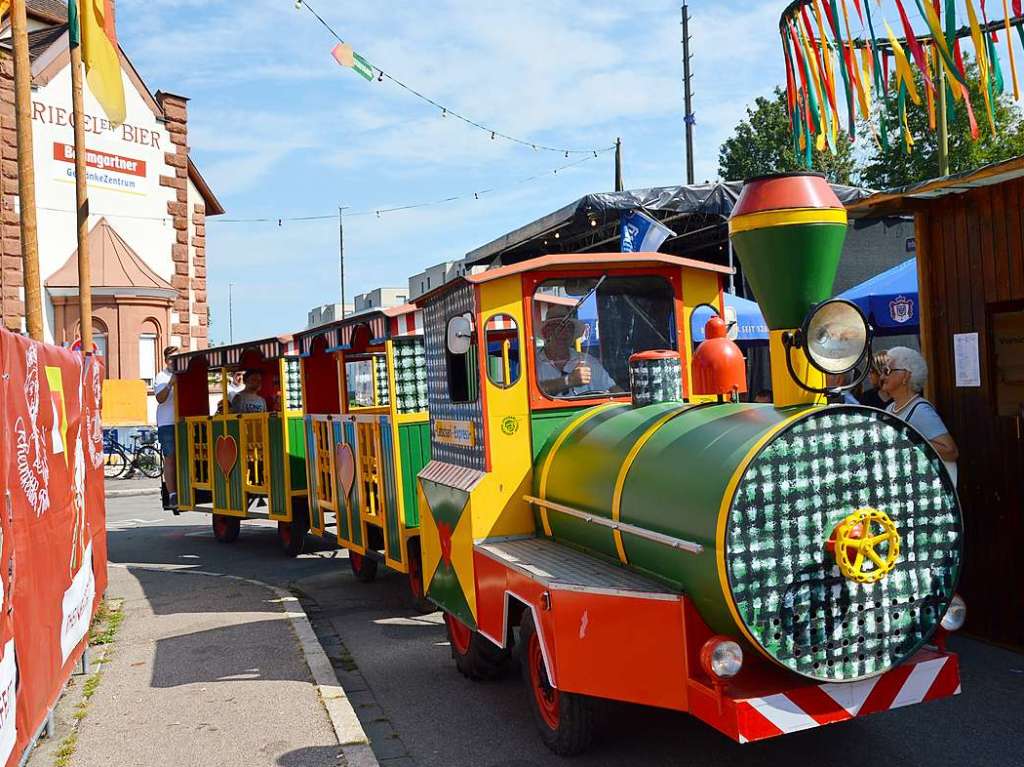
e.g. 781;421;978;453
78;0;126;126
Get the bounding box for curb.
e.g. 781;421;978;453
105;487;161;498
110;563;379;767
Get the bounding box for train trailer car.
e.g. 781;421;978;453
170;336;310;555
296;305;432;605
415;174;964;755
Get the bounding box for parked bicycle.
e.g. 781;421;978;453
103;428;163;479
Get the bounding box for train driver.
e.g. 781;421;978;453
536;306;619;397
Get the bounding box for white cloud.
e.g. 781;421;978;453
115;0;787;338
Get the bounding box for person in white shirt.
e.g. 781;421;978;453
153;346;179;509
879;346;959;484
535;309;619;397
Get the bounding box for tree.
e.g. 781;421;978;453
718;87;858;184
859;56;1024;189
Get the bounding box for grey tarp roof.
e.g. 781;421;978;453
465;181;875;267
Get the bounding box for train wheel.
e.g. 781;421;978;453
444;612;511;681
520;612;593;756
212;514;240;544
349;551;378;582
406;539;434;613
278;512;308;558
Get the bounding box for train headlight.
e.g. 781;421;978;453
700;636;743;680
941;594;967;632
802;299;871;375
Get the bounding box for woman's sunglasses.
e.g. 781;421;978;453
880;366;908;378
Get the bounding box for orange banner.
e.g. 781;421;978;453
0;329;107;766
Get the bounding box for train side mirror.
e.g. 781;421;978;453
446;314;474;355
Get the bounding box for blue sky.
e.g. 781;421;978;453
118;0;786;344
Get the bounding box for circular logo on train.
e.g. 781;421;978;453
501;416;520;436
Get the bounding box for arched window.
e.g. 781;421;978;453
90;318;108;360
138;318;161;386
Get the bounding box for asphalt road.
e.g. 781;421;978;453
106;497;1024;767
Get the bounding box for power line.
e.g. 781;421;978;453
33;153;599;226
293;0;615;157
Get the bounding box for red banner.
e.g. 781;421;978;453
0;329;107;766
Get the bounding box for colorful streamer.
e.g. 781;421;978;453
780;0;1024;159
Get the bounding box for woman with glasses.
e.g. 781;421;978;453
878;346;959;484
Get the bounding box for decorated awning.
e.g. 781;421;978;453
171;335;297;373
296;305;424;357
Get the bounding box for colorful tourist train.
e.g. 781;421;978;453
166;174;964;755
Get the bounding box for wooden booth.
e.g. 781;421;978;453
850;155;1024;648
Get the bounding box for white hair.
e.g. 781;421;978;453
885;346;928;393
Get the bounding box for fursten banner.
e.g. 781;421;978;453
0;328;107;767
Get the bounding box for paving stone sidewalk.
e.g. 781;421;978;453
57;566;343;767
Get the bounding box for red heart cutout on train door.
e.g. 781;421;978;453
215;435;238;476
335;443;356;502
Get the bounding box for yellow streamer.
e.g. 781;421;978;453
1002;0;1020;100
812;0;841;142
884;21;921;106
965;0;996;135
798;28;829;151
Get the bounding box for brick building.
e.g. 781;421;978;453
0;0;222;381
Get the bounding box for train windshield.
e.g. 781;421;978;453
532;275;676;399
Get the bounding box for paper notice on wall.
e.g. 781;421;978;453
0;639;16;766
61;542;95;663
953;333;981;387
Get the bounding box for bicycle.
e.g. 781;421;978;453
103;429;163;480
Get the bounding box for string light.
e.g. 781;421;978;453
293;0;615;157
36;155;598;227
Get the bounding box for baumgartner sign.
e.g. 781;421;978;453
31;97;162;197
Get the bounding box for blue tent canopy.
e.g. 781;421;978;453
837;258;918;334
691;293;769;342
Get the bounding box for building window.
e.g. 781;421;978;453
397;294;407;303
139;333;158;386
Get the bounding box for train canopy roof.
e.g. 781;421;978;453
170;335;297;373
414;252;734;306
294;303;424;357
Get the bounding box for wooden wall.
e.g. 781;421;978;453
916;179;1024;647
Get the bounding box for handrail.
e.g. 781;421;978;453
523;495;704;555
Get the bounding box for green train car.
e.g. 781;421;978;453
296;305;432;605
170;336;310;554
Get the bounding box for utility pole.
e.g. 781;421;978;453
11;0;42;339
682;3;695;185
228;283;234;343
70;35;92;351
614;137;623;192
937;67;950;177
338;206;346;319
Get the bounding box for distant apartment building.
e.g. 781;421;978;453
353;287;407;313
408;261;465;300
307;302;355;329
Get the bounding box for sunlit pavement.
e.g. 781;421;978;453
106;496;1024;767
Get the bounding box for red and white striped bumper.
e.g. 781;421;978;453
731;650;961;743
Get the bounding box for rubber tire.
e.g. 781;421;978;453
349;551;378;582
212;514;241;544
445;612;511;681
134;445;164;479
520;611;593;756
406;539;434;613
103;445;128;479
278;514;308;558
